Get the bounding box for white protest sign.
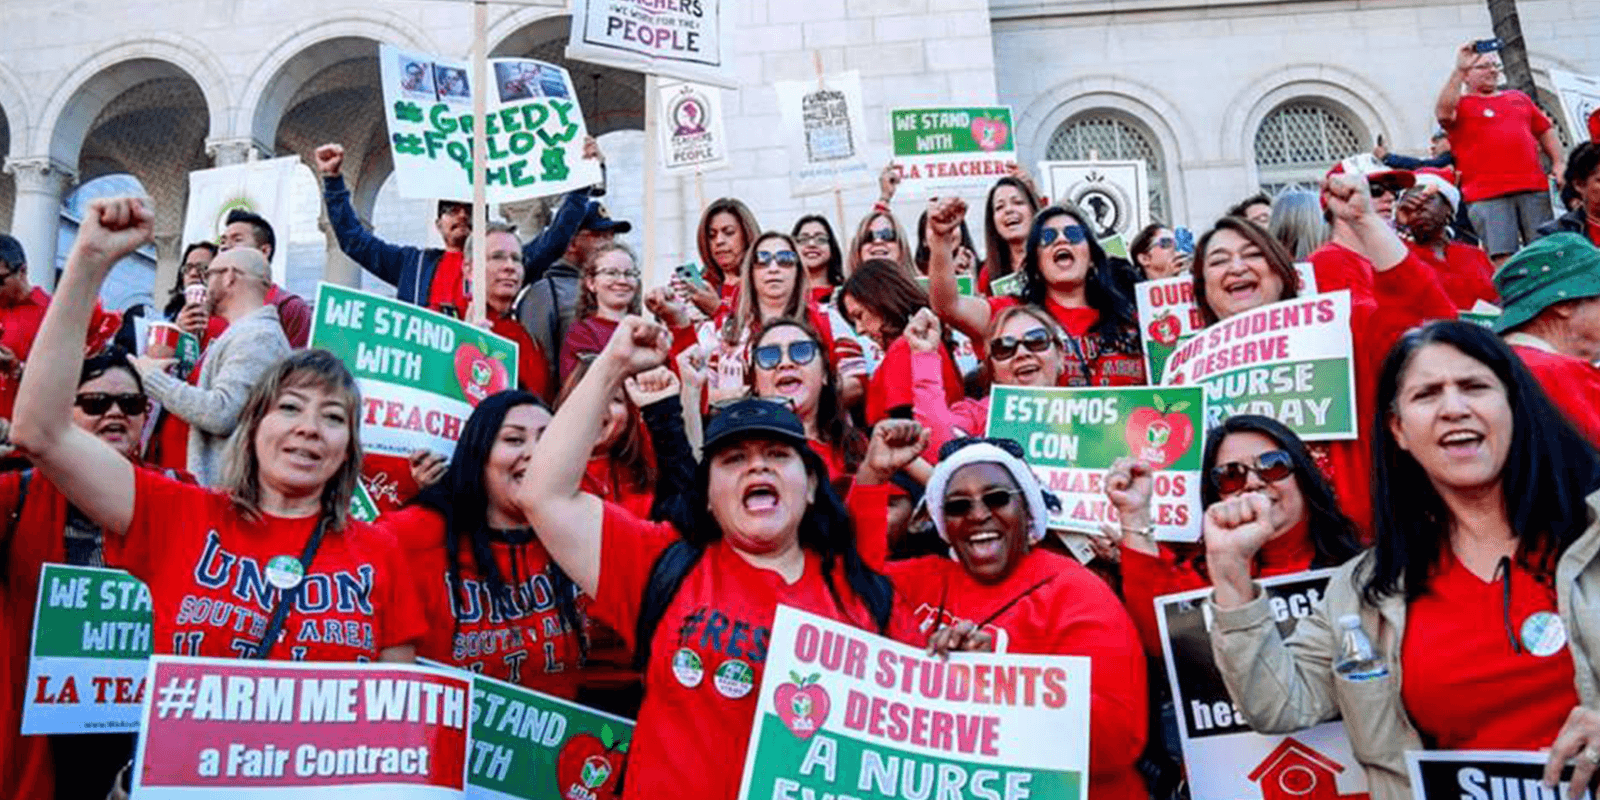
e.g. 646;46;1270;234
567;0;737;88
889;106;1017;196
774;71;876;197
1550;70;1600;143
183;156;323;286
1135;263;1318;383
657;79;730;174
1407;750;1593;800
1038;160;1149;240
23;564;151;735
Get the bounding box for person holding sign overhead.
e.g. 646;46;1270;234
1207;320;1600;800
12;198;425;668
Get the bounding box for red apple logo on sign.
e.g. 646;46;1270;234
774;671;830;740
554;726;628;800
1147;311;1182;346
970;117;1009;152
453;343;510;406
1126;394;1195;469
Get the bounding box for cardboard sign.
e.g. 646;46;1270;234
1038;160;1149;240
1156;569;1370;800
131;656;471;798
183;156;323;287
738;605;1091;800
889;107;1016;196
1550;70;1600;143
380;44;603;204
23;564;152;735
657;79;730;174
1406;750;1590;800
1135;264;1318;383
567;0;737;88
774;72;876;197
985;385;1206;541
1159;291;1356;441
309;283;518;516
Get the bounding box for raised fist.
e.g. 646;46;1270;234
314;143;345;177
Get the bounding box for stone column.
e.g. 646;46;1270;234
2;157;76;292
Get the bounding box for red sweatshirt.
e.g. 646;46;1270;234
1509;338;1600;449
1406;240;1497;310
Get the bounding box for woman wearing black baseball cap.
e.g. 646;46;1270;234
516;316;925;800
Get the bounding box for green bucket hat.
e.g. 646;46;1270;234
1492;233;1600;333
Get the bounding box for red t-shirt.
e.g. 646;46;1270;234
1406;240;1497;310
1309;242;1378;311
866;336;964;424
0;287;50;420
108;469;427;661
592;502;915;800
381;505;589;696
1512;343;1600;449
986;296;1147;386
490;312;551;402
582;455;655;520
1446;91;1554;202
886;549;1148;800
1402;552;1577;749
807;437;848;485
561;316;621;385
429;251;469;317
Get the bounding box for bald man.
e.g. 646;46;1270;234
133;247;291;485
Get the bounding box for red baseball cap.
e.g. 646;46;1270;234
1325;153;1416;190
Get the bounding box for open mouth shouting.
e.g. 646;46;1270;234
741;479;782;514
1438;428;1486;458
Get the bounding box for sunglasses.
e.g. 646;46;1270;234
752;340;818;370
755;249;800;267
943;489;1021;519
1154;236;1176;249
75;392;149;416
1037;225;1088;247
795;233;830;246
989;327;1055;361
1368;183;1401;198
1210;449;1295;494
938;436;1026;462
863;229;898;244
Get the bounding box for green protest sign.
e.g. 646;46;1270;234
738;606;1089;800
890;106;1016;195
986;385;1205;541
989;271;1023;299
1099;234;1129;259
915;274;975;297
24;564;152;734
1159;291;1356;441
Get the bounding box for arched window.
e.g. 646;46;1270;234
1046;112;1170;225
1253;100;1364;194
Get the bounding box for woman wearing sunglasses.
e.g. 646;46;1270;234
928;199;1146;386
792;214;846;299
847;209;916;277
1130;223;1188;281
747;318;866;486
1193;174;1456;534
977;174;1042;294
1207;321;1600;800
838;260;966;425
1103;414;1362;656
560;242;643;385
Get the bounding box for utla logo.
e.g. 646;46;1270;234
774;671;830;739
453;343;510;406
1147;311;1182;345
970;117;1009;152
555;724;628;800
1125;394;1195;469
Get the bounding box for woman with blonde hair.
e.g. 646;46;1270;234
561;241;644;382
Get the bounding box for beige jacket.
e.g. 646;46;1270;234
1208;492;1600;800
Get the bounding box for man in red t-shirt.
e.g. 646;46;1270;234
471;221;552;400
0;234;52;429
1310;154;1417;308
1437;41;1565;263
1493;233;1600;448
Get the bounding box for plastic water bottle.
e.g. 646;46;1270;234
1333;614;1389;681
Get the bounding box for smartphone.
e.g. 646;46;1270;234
673;262;707;289
1472;37;1502;53
1174;226;1196;255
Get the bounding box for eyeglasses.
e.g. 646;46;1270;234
1210;449;1295;494
1037;225;1088;247
938;436;1026;462
754;249;800;267
988;327;1055;361
1154;237;1176;250
752;340;818;370
74;392;149;416
862;229;898;244
943;489;1021;518
204;266;238;280
593;268;640;281
795;233;830;247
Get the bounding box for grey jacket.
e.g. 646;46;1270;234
1209;491;1600;800
143;304;291;486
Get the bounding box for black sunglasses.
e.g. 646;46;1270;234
1037;225;1088;247
1368;183;1401;198
75;392;149;416
943;489;1021;519
1154;236;1176;249
989;327;1055;361
938;436;1026;462
752;340;818;370
1210;449;1295;494
863;229;898;244
755;249;800;267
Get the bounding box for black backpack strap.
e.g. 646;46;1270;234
631;540;704;672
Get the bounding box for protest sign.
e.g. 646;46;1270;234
1406;750;1590;800
1099;233;1130;259
1159;290;1356;441
1156;569;1369;800
566;0;736;88
183;155;322;286
380;44;603;204
889;107;1016;196
915;274;975;297
1135;264;1318;383
131;656;471;798
738;605;1091;800
310;282;517;516
657;79;730;174
774;72;876;197
986;385;1205;541
1038;160;1149;240
1550;70;1600;143
23;564;152;735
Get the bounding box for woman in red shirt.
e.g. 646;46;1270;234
838;260;965;424
1104;414;1363;656
976;174;1042;293
927;200;1147;386
561;241;642;384
792;214;845;299
516;317;914;800
748;318;865;488
12;197;423;669
556;358;655;519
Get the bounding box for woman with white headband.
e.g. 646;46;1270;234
862;436;1150;800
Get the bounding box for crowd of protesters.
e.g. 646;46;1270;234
2;38;1600;800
